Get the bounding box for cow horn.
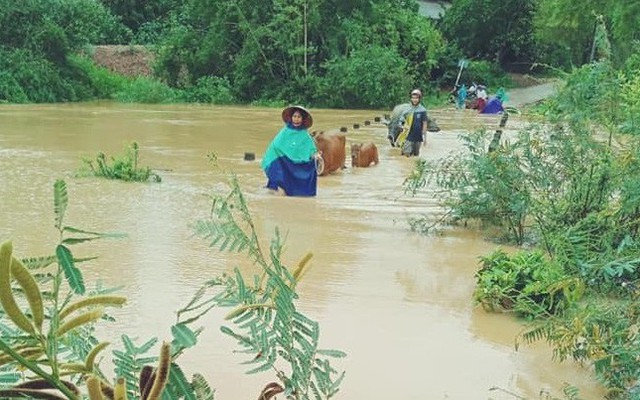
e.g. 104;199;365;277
315;157;324;175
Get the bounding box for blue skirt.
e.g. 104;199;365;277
265;157;317;196
480;98;504;114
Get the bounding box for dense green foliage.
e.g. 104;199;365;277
0;177;345;399
0;0;448;106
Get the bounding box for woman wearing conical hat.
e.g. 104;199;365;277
261;105;320;196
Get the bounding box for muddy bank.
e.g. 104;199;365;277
506;80;560;107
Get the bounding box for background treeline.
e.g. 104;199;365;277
0;0;638;107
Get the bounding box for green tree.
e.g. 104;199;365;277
534;0;640;67
321;46;411;108
0;0;128;102
100;0;183;38
439;0;537;67
156;0;445;106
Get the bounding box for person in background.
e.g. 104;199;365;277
261;105;320;196
456;84;467;109
476;84;488;112
480;88;507;114
400;89;428;157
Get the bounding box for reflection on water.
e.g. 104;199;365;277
0;103;604;399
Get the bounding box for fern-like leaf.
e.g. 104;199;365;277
166;363;197;400
135;337;159;355
53;179;68;230
55;245;85;295
316;349;347;359
246;360;274;375
328;371;345;397
516;324;551;350
171;324;197;349
191;373;215;400
21;256;57;270
0;372;21;385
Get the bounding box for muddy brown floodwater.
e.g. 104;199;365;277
0;101;604;399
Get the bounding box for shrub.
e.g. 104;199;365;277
181;75;235;104
68;54;126;99
404;129;532;244
620;71;640;135
79;142;162;182
190;175;346;398
320;46;411;109
474;249;576;318
464;60;513;89
50;0;131;46
114;77;180;103
0;71;29;103
0;48;78;103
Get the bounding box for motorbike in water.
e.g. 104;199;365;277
384;103;412;147
384;103;440;147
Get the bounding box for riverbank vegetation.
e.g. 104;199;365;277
403;22;640;398
0;178;345;399
1;0;638;108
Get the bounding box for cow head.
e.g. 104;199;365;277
311;131;347;175
351;143;363;166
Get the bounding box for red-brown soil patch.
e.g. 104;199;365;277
91;45;155;77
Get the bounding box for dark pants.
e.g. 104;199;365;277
401;140;421;157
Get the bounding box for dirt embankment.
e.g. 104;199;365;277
91;45;155;77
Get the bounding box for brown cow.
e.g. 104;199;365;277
311;131;346;176
351;142;379;168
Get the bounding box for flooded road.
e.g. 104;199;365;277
0;101;603;399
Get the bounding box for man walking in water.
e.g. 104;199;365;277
400;89;428;157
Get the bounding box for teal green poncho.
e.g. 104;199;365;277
261;125;317;170
261;124;318;196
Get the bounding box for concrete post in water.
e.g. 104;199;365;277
488;113;509;153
